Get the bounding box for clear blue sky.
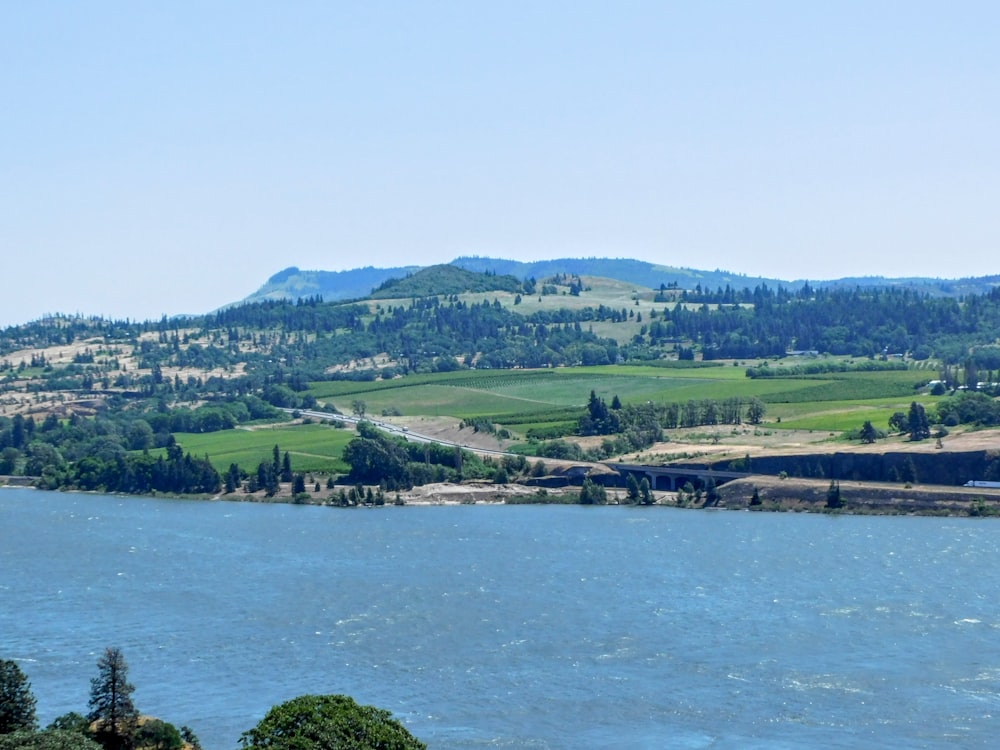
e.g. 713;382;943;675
2;1;998;327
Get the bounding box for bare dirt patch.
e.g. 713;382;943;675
615;426;1000;466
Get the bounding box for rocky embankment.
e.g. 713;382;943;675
715;475;1000;515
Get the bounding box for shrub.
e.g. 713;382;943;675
239;694;425;750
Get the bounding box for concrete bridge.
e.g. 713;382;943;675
609;462;751;492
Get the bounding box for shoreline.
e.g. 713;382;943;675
7;476;1000;516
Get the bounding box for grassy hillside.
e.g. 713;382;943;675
370;264;524;298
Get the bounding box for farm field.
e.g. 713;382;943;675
307;362;940;439
170;423;353;475
769;395;945;431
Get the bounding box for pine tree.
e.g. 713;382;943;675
907;402;930;441
0;658;37;733
639;477;653;505
826;480;843;509
625;474;640;503
225;463;240;493
860;420;878;444
704;477;719;506
87;647;138;750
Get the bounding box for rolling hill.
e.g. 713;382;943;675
239;257;1000;308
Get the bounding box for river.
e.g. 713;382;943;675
2;489;998;748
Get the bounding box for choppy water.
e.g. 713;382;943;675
2;489;999;748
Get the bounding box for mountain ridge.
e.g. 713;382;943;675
239;257;1000;308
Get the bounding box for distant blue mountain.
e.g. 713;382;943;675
244;264;422;304
238;257;1000;306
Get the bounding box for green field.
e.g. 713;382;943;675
306;363;940;436
171;423;353;474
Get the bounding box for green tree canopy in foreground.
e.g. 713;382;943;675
0;658;37;734
0;730;102;750
239;694;426;750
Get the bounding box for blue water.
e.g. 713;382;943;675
2;490;999;749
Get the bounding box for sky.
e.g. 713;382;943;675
2;1;998;327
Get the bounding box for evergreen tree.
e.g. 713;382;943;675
179;727;202;750
860;420;878;444
281;452;293;483
826;480;843;509
704;477;719;506
907;402;930;441
87;648;138;750
225;463;240;493
625;474;640;503
639;477;653;505
0;658;37;734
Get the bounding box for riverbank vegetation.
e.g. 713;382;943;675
0;265;999;503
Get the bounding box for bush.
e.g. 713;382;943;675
135;719;183;750
0;730;102;750
239;694;425;750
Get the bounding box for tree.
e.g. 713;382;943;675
888;411;908;434
0;448;20;475
0;658;37;734
0;730;102;750
746;397;766;425
225;463;241;494
625;474;640;503
181;727;201;750
965;356;979;391
826;479;843;509
639;477;653;505
47;714;90;735
351;399;367;418
239;694;426;750
704;477;719;506
87;648;138;750
907;401;930;441
860;420;878;444
134;720;182;750
179;727;201;750
578;478;607;505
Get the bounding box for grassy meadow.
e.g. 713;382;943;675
170;422;354;475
